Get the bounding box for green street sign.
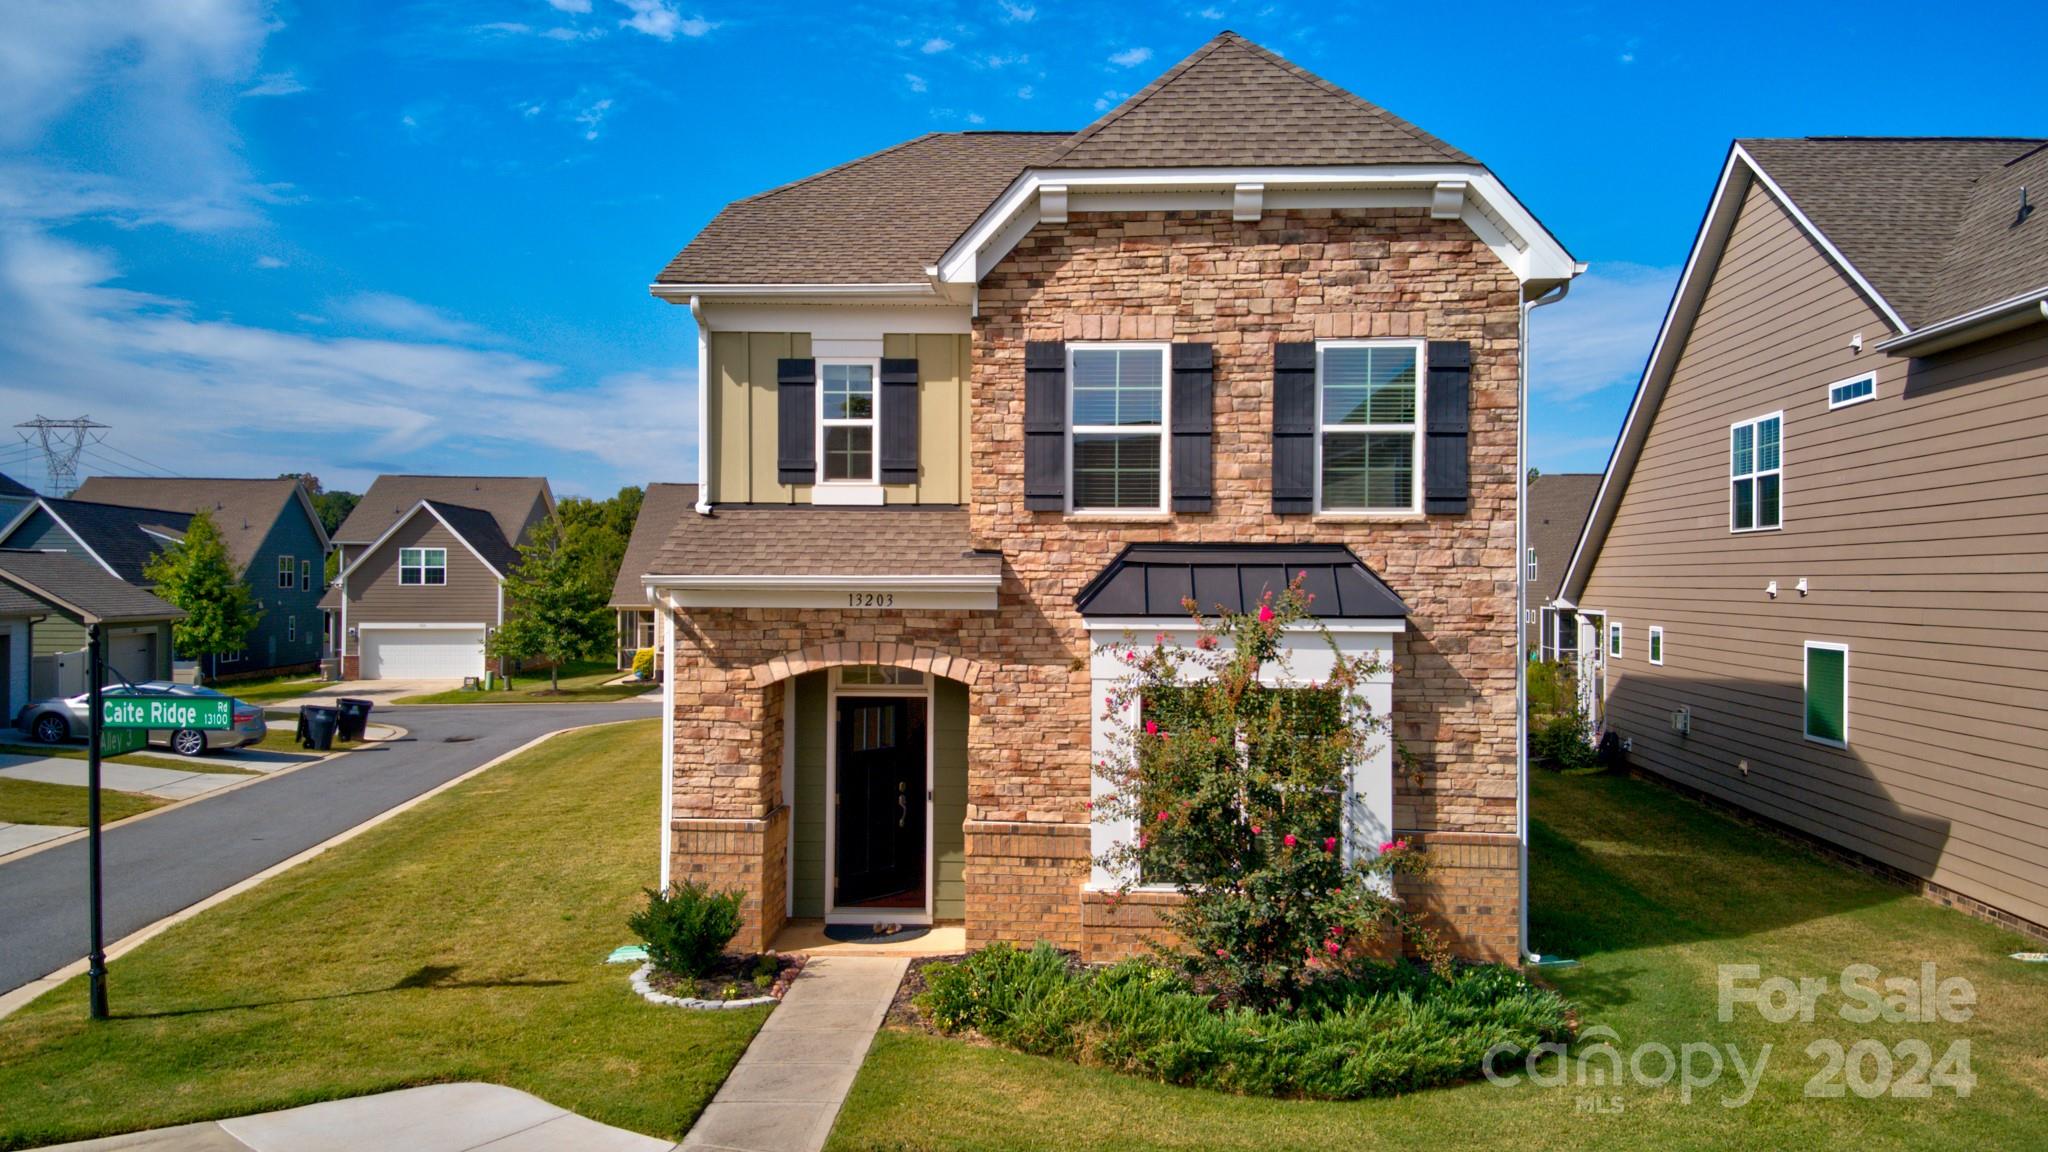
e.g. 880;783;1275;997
102;693;233;731
98;728;147;756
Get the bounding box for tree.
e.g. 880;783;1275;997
1093;581;1432;1009
1527;466;1542;483
488;515;610;691
144;510;261;686
279;472;360;536
554;486;644;657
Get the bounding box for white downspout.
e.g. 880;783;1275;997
1519;278;1572;962
690;294;713;515
659;594;676;890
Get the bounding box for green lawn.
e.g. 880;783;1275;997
0;743;256;775
210;673;329;704
0;719;763;1149
827;770;2048;1152
393;659;652;705
0;778;166;827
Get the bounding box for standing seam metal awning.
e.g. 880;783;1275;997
1073;544;1409;619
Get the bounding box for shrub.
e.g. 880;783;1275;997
632;647;655;680
1531;711;1600;773
627;881;743;978
1526;658;1576;722
917;943;1575;1100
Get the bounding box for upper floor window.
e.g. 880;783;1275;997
1826;373;1876;410
1317;341;1422;513
818;360;878;484
1069;344;1167;512
277;555;295;588
1730;413;1783;532
400;547;447;586
300;559;313;591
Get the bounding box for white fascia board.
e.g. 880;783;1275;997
338;500;506;584
937;165;1579;287
1081;616;1406;635
647;573;1000;590
648;572;1001;611
354;621;490;630
650;282;941;307
1876;286;2048;356
1737;145;1909;333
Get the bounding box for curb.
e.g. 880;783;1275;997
0;717;642;1023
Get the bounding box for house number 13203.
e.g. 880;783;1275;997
848;592;895;608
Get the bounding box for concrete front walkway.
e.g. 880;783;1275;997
0;821;79;854
0;755;246;800
682;955;906;1152
41;1083;672;1151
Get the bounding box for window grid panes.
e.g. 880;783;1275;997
300;559;313;590
1318;343;1420;512
1730;414;1783;532
278;555;294;588
1648;627;1664;665
1609;623;1623;658
838;665;925;686
819;361;876;483
1070;346;1166;511
399;547;447;586
1828;374;1876;409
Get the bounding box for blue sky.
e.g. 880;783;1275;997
2;1;2042;496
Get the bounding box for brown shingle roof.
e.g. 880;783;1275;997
1740;137;2048;328
649;506;999;579
0;548;183;625
70;477;313;577
334;475;551;546
657;133;1065;286
611;482;698;607
1527;473;1600;602
1046;32;1470;169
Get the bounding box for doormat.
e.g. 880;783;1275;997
824;923;930;945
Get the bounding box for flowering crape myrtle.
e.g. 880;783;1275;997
1092;579;1433;1008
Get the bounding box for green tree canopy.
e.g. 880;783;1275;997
488;515;610;690
143;510;261;685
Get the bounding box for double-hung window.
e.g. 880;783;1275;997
818;360;877;484
399;547;447;586
1730;413;1783;531
1648;626;1665;666
1317;341;1423;513
1069;344;1167;512
277;555;295;589
300;559;313;591
1608;622;1623;658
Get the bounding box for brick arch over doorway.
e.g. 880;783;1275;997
747;643;985;689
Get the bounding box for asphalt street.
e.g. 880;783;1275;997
0;699;658;996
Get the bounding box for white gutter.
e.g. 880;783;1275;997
1875;288;2048;357
1519;278;1572;964
649;282;938;299
644;573;1001;591
689;294;712;515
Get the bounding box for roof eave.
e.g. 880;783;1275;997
1877;290;2048;357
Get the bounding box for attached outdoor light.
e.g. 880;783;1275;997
1765;580;1778;599
347;627;358;640
1849;331;1863;353
1796;578;1809;597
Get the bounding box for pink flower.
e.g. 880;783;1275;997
1083;800;1093;810
1215;948;1229;958
1250;825;1262;836
1196;635;1219;650
1325;939;1342;955
1257;604;1276;624
1144;719;1159;736
1378;840;1395;854
1394;838;1410;851
1323;837;1338;853
1155;632;1169;646
1156;811;1169;823
1283;833;1297;848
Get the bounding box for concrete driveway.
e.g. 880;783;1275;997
269;679;458;707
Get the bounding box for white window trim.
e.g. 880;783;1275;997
1803;641;1850;748
815;357;881;487
822;666;935;926
1313;339;1427;516
1825;372;1877;410
1608;621;1623;658
277;555;295;589
1647;625;1664;666
400;547;448;587
1067;341;1171;515
287;615;297;642
1729;410;1785;533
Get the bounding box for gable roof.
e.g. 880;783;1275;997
70;476;326;575
611;482;698;607
0;471;33;499
22;497;191;585
1046;32;1470;169
1525;474;1600;601
420;500;520;576
0;548;183;625
334;475;551;546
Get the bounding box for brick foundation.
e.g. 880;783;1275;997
1393;831;1521;962
964;821;1092;950
668;810;789;952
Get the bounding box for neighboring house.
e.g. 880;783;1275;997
322;475;553;680
71;477;332;679
642;33;1580;961
1524;473;1600;658
0;471;34;525
1559;137;2048;940
610;482;697;671
0;549;184;718
0;496;189;691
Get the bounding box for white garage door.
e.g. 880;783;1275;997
360;628;486;680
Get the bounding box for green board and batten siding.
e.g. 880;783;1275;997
788;671;968;920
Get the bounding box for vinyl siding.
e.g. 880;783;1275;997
228;498;328;674
1579;181;2048;928
792;671;828;918
341;514;498;654
708;331;972;505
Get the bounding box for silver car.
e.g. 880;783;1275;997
14;681;267;756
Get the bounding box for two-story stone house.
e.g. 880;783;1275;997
641;33;1580;961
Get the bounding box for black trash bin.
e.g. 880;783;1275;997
299;705;340;751
335;697;374;743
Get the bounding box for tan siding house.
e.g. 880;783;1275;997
1563;137;2048;938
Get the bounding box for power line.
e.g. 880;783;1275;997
15;415;109;496
79;447;174;478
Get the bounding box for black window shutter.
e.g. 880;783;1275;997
776;358;816;485
1272;342;1316;514
1170;343;1214;512
879;358;920;485
1024;341;1066;510
1424;340;1472;515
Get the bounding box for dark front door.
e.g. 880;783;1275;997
835;695;927;909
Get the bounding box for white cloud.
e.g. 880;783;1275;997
0;227;696;494
1108;46;1153;67
1619;52;1635;64
922;37;955;54
548;0;594;11
965;112;985;125
254;255;286;269
1529;262;1677;402
904;73;927;93
1093;89;1130;112
543;26;606;41
1196;6;1224;18
984;52;1028;68
999;1;1036;22
614;0;710;40
477;21;533;35
676;15;715;36
242;71;306;97
1016;84;1033;100
333;292;485;342
573;96;614;140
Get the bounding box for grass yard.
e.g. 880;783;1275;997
827;770;2048;1152
0;719;762;1149
208;673;329;704
0;778;165;827
0;743;255;775
394;659;653;705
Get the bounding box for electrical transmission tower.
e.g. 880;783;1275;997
15;415;109;496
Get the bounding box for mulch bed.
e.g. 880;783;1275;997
646;952;807;1003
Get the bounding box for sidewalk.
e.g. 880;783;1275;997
0;754;245;800
40;1083;672;1151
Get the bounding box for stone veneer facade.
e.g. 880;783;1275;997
667;206;1525;962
